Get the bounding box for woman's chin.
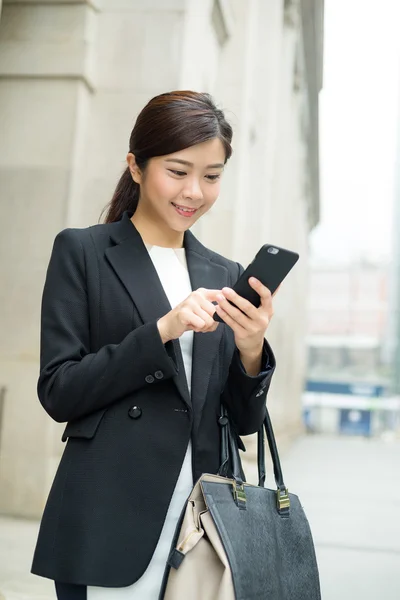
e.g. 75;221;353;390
169;214;199;232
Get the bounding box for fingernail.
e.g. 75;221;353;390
217;294;225;302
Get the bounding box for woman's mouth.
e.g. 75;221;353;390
171;203;199;218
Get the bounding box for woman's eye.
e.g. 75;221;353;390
168;170;221;181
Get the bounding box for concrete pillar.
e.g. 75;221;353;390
0;0;97;516
73;0;186;227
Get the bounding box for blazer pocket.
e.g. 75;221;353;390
61;408;107;442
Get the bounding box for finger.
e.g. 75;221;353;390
214;304;247;334
199;298;219;317
216;293;252;328
220;287;259;320
197;288;223;303
192;305;216;329
192;291;220;317
247;278;273;307
182;309;206;331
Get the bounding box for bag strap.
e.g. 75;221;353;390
219;405;290;517
218;405;230;478
257;415;266;487
218;405;247;509
257;410;290;517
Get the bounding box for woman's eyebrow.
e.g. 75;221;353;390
164;158;224;169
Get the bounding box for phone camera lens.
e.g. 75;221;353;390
267;247;279;255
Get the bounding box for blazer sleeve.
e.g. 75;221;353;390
37;229;179;423
220;261;276;436
221;340;275;436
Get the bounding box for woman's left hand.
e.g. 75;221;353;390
214;278;276;358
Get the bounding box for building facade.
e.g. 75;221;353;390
307;264;389;380
0;0;323;517
304;262;398;437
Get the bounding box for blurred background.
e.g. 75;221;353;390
0;0;399;598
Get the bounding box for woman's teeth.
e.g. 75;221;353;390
172;203;197;216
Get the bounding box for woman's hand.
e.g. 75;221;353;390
214;278;276;373
157;288;221;343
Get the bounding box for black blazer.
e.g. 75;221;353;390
31;211;275;587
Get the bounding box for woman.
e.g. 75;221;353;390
31;91;276;599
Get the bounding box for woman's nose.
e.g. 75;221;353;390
182;177;203;202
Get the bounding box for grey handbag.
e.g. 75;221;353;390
160;407;321;600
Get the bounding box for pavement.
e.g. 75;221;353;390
280;433;400;600
1;433;400;599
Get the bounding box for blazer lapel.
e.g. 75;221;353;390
184;230;229;427
105;213;191;408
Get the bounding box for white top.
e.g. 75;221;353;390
87;245;194;600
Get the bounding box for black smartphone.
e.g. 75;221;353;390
213;244;299;322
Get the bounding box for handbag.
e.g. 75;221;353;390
159;406;321;600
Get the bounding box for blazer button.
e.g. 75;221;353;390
128;406;142;419
154;370;164;380
145;375;155;384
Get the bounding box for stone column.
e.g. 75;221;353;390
0;0;97;517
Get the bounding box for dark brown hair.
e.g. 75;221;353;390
102;91;233;224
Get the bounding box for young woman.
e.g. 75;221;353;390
31;91;276;599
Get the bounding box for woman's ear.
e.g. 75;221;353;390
126;153;142;185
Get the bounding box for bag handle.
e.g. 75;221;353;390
258;410;290;516
218;405;247;509
219;405;290;516
218;408;230;478
257;415;266;487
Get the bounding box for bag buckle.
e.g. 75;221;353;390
277;487;290;515
232;480;247;510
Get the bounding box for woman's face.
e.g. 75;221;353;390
127;138;226;234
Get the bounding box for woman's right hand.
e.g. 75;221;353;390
157;288;221;343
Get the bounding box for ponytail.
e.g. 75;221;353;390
103;167;140;224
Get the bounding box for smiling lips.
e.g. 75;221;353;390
171;202;199;217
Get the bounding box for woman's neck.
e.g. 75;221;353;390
130;210;184;249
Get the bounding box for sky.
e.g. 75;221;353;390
310;0;400;265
